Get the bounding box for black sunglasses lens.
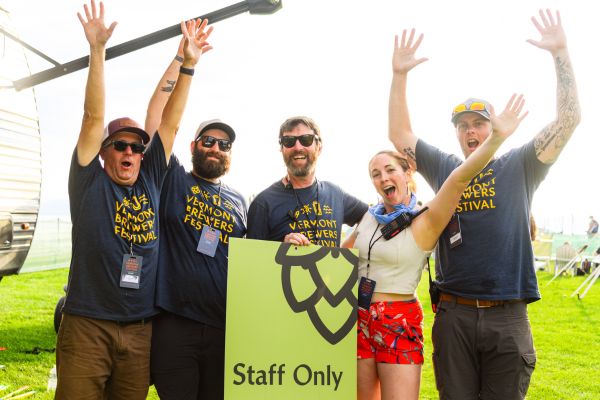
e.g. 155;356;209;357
112;141;127;151
218;141;231;151
281;136;296;148
130;143;146;153
201;136;216;148
298;135;315;146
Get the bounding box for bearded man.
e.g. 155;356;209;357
152;117;247;399
247;116;366;247
144;29;247;398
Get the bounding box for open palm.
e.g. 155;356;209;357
491;94;528;140
181;19;213;66
527;9;566;53
77;0;117;47
392;29;428;74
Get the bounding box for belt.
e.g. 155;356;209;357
439;293;520;308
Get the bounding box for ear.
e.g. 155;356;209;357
190;140;196;155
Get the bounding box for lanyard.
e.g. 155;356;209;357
366;223;383;279
288;179;320;237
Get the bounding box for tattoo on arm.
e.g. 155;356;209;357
160;79;176;93
534;55;581;160
402;146;417;164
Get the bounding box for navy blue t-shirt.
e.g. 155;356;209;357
416;139;550;302
156;155;247;329
65;134;167;321
246;180;367;247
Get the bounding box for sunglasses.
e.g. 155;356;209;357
279;134;319;148
104;140;146;154
197;135;232;152
452;102;489;115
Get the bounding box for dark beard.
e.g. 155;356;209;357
192;147;230;179
284;150;316;177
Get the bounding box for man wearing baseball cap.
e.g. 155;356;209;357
55;3;209;398
144;34;247;399
388;10;580;400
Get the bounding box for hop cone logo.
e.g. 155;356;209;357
275;243;358;345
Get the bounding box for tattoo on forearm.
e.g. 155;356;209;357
402;147;417;164
160;79;176;93
534;55;581;160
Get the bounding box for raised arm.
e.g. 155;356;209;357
76;0;117;166
388;29;428;170
528;9;581;164
145;37;185;137
157;19;213;163
412;95;528;250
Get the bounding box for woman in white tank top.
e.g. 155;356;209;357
344;34;528;398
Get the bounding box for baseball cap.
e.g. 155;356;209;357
194;119;236;142
102;117;150;144
451;98;491;125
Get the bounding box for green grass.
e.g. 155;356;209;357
1;267;599;399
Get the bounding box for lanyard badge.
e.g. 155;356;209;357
446;213;463;248
197;225;220;257
120;254;143;289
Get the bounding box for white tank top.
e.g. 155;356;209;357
354;212;430;294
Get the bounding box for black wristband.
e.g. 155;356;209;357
174;55;183;63
179;66;195;76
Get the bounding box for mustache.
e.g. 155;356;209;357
290;150;307;157
204;150;226;162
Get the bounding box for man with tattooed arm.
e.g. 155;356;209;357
388;9;580;399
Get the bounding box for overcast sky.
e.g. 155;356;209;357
2;0;598;234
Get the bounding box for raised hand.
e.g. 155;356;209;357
392;29;428;74
526;9;567;55
490;94;528;140
77;0;117;48
181;19;214;67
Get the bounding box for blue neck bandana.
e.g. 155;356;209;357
368;193;418;225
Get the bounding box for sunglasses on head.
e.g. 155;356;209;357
104;140;146;154
452;102;489;115
279;134;319;148
196;135;232;152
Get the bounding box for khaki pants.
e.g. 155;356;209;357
55;313;152;400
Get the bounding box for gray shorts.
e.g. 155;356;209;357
431;298;536;400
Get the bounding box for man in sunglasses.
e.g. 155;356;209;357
247;116;367;247
388;10;580;400
143;36;247;399
56;3;209;398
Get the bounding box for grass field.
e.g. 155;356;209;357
0;267;599;399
